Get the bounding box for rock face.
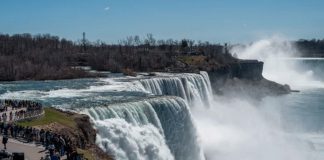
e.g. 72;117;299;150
72;113;114;160
36;109;113;160
208;59;291;98
74;114;96;145
208;60;264;82
217;78;291;99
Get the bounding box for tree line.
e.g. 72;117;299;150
295;39;324;57
0;33;90;81
0;33;236;81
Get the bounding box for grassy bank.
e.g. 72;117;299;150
17;108;76;129
16;108;100;160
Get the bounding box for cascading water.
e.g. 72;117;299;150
83;97;205;160
2;58;322;160
0;37;322;160
95;119;174;160
138;71;213;106
80;72;213;160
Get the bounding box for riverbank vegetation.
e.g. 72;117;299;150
296;39;324;57
1;33;323;81
17;108;76;128
0;33;237;81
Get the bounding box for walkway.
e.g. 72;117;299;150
0;136;46;160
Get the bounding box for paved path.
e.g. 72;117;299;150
0;136;46;160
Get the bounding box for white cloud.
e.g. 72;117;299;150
104;6;110;11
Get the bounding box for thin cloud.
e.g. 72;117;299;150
104;6;110;11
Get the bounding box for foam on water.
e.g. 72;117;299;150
138;71;213;106
83;97;205;160
0;79;146;100
95;118;174;160
0;90;46;100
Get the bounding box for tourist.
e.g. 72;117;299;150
2;135;8;150
44;155;51;160
48;143;55;156
51;152;61;160
59;135;66;156
0;99;43;122
40;129;45;145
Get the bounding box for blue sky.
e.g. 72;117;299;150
1;0;324;43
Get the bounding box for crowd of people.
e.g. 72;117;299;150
0;99;43;122
1;122;86;160
0;100;88;160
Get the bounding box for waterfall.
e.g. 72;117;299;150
138;71;213;106
83;97;205;160
95;119;174;160
200;71;213;94
81;71;213;160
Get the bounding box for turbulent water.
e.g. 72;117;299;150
138;71;213;106
1;39;324;160
83;97;204;160
0;72;210;160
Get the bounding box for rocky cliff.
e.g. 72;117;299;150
208;59;291;98
21;108;113;160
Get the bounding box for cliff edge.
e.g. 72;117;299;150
208;60;291;98
18;108;113;160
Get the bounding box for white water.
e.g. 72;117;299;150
80;72;213;160
0;80;145;100
191;37;324;160
76;66;324;160
138;71;213;106
83;97;205;160
95;118;174;160
193;96;319;160
80;72;212;160
1;56;322;160
0;72;212;105
231;36;324;89
88;70;315;160
5;48;317;160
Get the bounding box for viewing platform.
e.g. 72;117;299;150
0;100;44;123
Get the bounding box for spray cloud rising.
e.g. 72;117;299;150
231;35;324;89
191;36;324;160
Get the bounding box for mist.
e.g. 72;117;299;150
190;36;324;160
192;96;318;160
231;36;324;90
